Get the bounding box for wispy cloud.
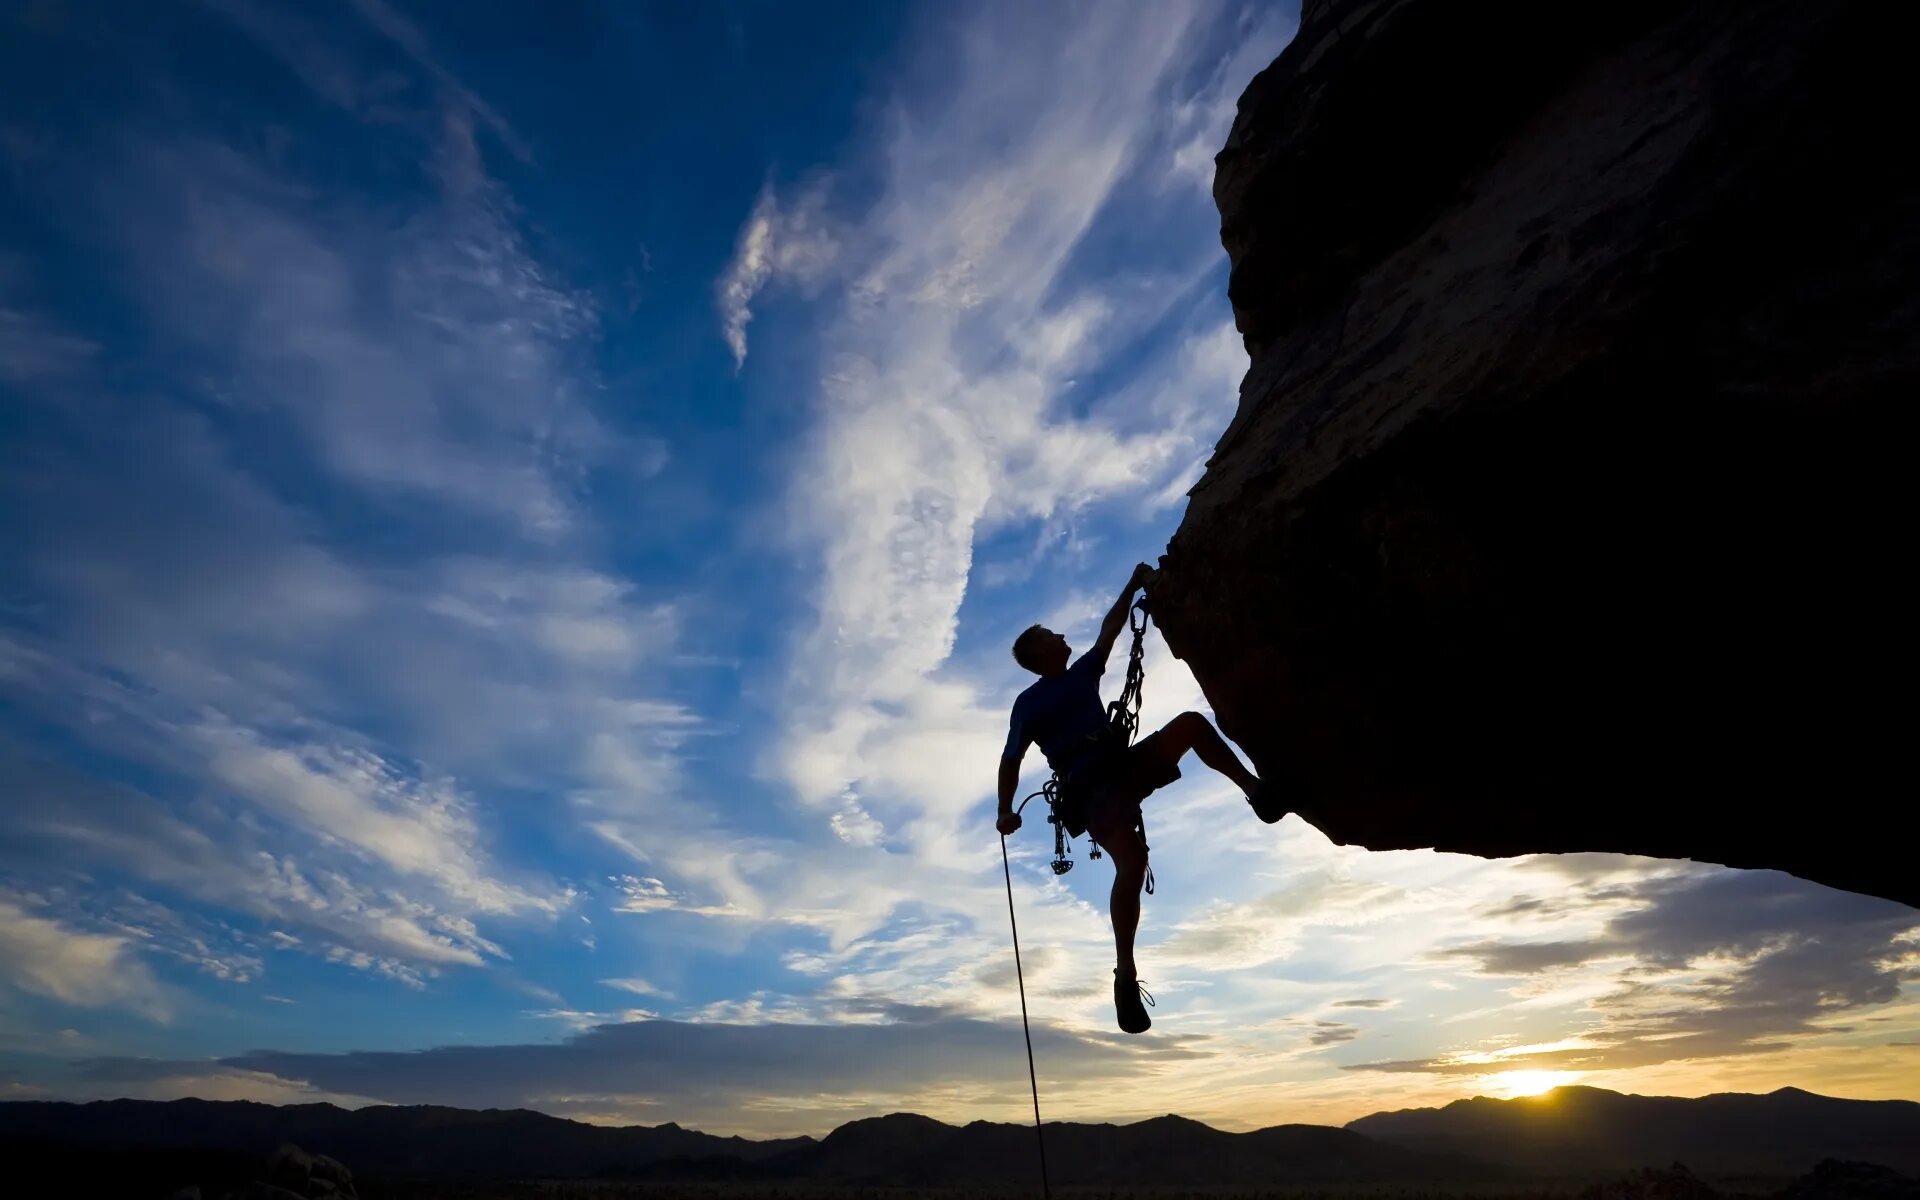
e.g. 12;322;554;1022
716;181;838;369
602;977;672;999
0;897;168;1020
195;726;540;917
5;746;550;981
1345;869;1920;1076
206;0;530;160
121;123;606;535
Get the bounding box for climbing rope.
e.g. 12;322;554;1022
1000;814;1050;1200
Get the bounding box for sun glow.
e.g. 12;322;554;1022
1483;1070;1584;1098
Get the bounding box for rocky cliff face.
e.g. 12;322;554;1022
1155;0;1916;907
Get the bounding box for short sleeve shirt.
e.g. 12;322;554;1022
1003;652;1109;776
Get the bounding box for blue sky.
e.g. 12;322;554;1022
2;0;1916;1137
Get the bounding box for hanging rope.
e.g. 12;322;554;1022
1001;806;1050;1200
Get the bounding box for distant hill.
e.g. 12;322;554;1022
1347;1086;1920;1177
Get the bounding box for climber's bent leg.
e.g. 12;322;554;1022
1149;711;1258;794
1146;711;1283;822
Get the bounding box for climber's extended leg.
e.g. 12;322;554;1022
1096;818;1154;1035
1145;711;1284;822
1101;819;1147;979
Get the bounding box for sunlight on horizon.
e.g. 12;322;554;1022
1484;1071;1586;1099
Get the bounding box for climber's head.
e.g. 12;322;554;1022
1012;624;1070;676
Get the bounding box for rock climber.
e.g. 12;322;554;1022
995;561;1284;1033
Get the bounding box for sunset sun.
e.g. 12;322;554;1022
1485;1071;1584;1099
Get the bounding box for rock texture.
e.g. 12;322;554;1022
1156;0;1917;906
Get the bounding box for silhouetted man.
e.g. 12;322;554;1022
996;562;1284;1033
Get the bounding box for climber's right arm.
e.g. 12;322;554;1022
996;754;1023;835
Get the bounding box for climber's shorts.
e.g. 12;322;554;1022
1066;730;1182;843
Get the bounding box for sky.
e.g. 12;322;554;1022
1;0;1916;1140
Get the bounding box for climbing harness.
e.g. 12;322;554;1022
998;593;1157;1200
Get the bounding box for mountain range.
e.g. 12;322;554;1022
3;1086;1916;1186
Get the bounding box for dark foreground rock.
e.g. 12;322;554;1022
1781;1159;1920;1200
154;1143;355;1200
263;1143;357;1199
1582;1163;1721;1200
1569;1160;1920;1200
1155;0;1918;907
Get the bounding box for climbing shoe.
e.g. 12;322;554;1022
1113;969;1155;1034
1247;780;1287;824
